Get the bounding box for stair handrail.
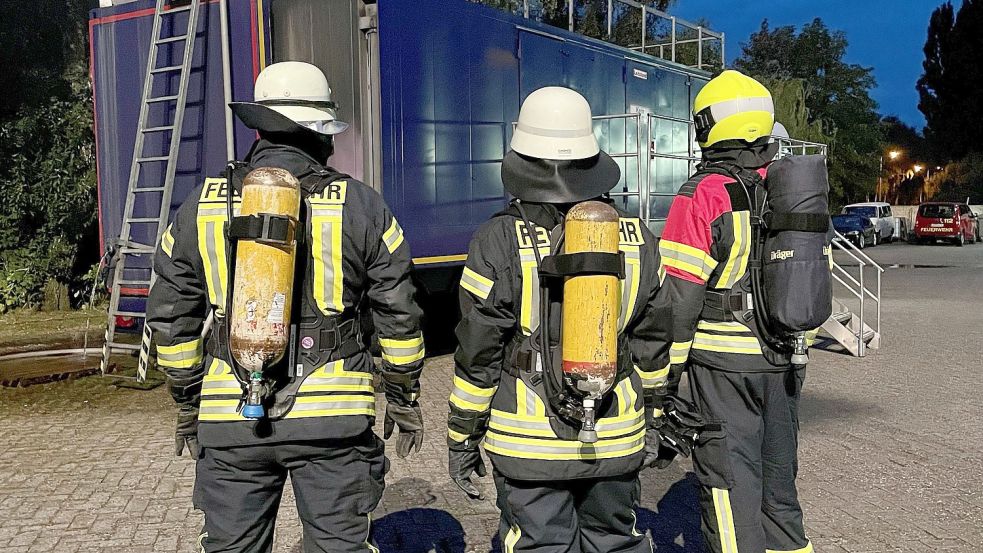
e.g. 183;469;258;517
830;230;885;355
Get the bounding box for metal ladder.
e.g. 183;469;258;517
101;0;202;377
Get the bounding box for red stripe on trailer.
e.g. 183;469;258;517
250;0;260;79
119;287;150;297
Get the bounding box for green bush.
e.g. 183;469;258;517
0;87;97;309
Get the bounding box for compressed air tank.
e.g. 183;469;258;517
229;167;300;371
561;201;621;400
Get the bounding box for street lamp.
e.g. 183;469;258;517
914;164;924;173
880;149;904;202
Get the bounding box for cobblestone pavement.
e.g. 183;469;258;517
1;243;981;552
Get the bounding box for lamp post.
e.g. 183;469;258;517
880;149;902;202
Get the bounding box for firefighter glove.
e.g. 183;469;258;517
383;402;424;458
448;449;487;500
644;425;679;470
175;405;200;459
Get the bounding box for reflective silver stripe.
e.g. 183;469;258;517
460;267;493;300
382;218;404;253
289;398;375;412
709;96;775;123
524;385;539;416
693;333;763;353
516;121;592;138
198;207;230;217
301;376;372;387
199;402;239;416
598;413;645;433
618;248;640;329
661;246;717;279
379;337;425;365
491;415;551;431
320;218;339;313
451;388;493;410
484;434;644;455
311;208;343;217
204;221;225;308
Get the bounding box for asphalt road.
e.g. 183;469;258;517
0;240;980;552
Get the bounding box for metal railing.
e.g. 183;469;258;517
515;0;724;70
829;230;884;356
596;113;645;219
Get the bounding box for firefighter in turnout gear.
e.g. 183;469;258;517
447;86;673;553
660;70;815;553
146;62;425;553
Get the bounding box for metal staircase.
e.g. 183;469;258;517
101;0;202;377
821;231;884;356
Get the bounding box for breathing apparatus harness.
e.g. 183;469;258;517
696;159;830;368
511;200;626;431
215;162;363;420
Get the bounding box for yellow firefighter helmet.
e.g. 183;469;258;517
693;70;775;148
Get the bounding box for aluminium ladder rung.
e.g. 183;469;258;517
163;4;193;14
147;95;179;103
113;311;149;319
133;186;166;193
142;125;175;133
156;35;188;45
126;218;161;224
137;156;169;163
106;343;143;352
121;248;155;255
151;65;183;74
118;279;152;286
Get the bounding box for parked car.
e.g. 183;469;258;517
842;202;897;244
913;202;978;246
832;214;877;249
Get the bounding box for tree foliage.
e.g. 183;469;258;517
918;0;983;160
735;19;883;205
0;0;97;309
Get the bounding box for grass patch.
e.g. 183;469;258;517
0;305;107;353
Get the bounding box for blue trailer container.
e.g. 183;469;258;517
89;0;717;294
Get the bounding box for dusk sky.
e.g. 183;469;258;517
671;0;946;130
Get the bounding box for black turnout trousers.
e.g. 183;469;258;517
493;470;652;553
688;363;811;553
193;431;388;553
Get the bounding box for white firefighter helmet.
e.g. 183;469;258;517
230;61;349;136
511;87;600;160
502;86;620;203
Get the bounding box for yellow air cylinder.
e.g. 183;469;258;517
229;167;300;372
561;201;621;398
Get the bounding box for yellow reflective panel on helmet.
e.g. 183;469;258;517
694;70;775;148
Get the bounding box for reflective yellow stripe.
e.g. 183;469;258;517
504;525;521;553
693;332;763;354
712;488;739;553
460;266;494;300
660;239;719;281
635;364;670;389
449;376;496;412
379;334;425;365
311;204;345;315
297;360;375;393
618;246;642;331
516;378;547;417
197;197;237;309
766;542;813;553
447;428;470;443
161;225;175;258
715;211;750;289
670;340;693;365
518;246;550;335
489;409;645;440
156;339;203;369
484;428;645;460
283;395;376;418
382;217;405;254
658;259;667;285
805;328;819;347
697;320;753;333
